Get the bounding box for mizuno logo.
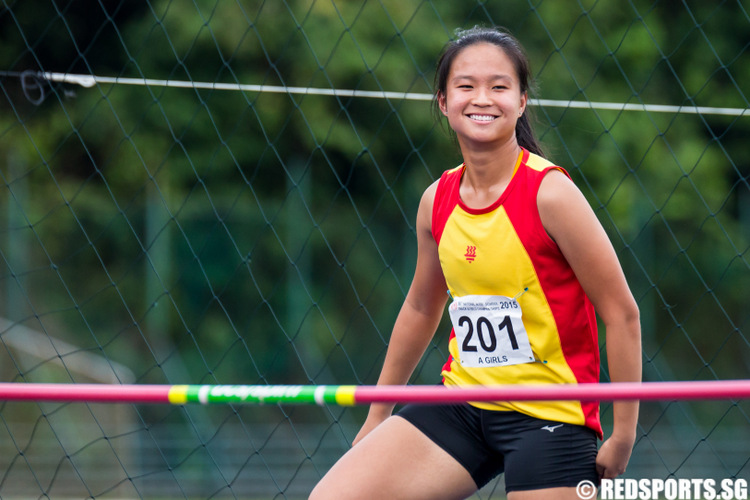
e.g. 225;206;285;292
541;424;564;433
464;245;476;262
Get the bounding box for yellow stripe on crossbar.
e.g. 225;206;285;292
335;385;357;406
168;385;189;404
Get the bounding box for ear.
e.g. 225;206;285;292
519;92;528;116
438;92;448;116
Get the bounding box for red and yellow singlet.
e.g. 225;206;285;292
433;148;602;438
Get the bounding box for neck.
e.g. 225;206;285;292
457;140;523;209
460;138;522;185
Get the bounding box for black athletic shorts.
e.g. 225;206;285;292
397;402;599;492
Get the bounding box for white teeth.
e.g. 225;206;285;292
469;114;496;122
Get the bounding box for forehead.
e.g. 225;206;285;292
449;42;517;79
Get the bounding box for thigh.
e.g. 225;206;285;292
309;415;478;500
399;403;504;488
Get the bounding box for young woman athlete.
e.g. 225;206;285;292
310;26;641;500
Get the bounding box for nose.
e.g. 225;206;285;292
471;87;492;106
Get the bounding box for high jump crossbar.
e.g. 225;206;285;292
0;380;748;406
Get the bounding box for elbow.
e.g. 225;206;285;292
623;300;641;333
627;300;641;332
601;297;641;341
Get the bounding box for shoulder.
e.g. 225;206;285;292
519;152;573;199
419;179;440;212
537;167;600;245
421;163;464;219
416;179;440;234
537;167;583;210
416;164;465;245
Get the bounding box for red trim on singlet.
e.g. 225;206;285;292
431;165;464;246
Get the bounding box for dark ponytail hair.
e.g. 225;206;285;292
433;26;546;158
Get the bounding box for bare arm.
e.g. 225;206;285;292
352;182;449;445
538;170;642;478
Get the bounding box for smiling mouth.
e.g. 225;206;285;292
468;114;497;122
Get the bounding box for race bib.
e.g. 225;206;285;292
448;294;535;368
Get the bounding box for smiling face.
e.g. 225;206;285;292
438;42;527;149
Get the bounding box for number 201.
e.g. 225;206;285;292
459;315;519;352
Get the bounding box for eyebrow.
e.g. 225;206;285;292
451;74;514;83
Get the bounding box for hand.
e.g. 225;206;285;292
596;434;635;479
